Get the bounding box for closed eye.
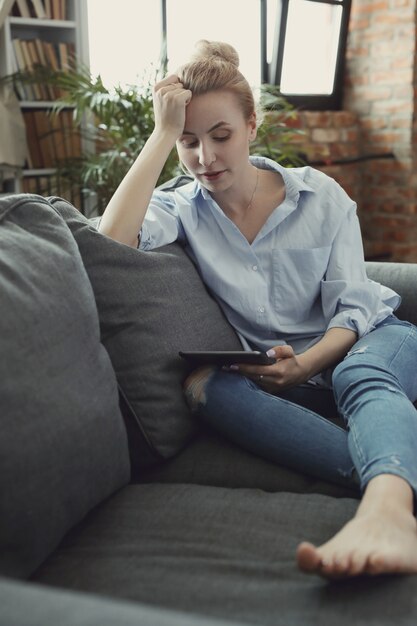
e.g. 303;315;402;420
179;133;230;148
180;139;199;148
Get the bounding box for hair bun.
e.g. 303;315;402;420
192;40;240;68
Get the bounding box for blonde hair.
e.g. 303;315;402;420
177;40;257;123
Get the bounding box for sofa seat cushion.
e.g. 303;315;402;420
48;197;242;468
32;483;417;625
138;427;359;499
0;194;130;579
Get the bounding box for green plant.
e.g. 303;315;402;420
27;64;181;214
251;84;306;167
4;66;305;214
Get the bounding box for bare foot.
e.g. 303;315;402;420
297;475;417;578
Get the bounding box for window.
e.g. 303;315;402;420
87;0;261;89
266;0;352;110
87;0;351;109
164;0;261;89
87;0;161;88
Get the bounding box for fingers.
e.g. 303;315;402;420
228;345;293;378
152;75;192;137
268;345;294;359
158;74;185;86
222;345;299;390
225;363;274;377
154;74;180;90
154;75;191;101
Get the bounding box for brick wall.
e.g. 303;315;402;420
296;111;362;213
343;0;417;261
284;0;417;262
294;110;397;260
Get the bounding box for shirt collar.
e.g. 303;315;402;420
192;155;314;203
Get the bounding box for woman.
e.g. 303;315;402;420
99;40;417;578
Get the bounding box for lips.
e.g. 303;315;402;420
202;170;225;182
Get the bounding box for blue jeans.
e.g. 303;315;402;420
191;317;417;494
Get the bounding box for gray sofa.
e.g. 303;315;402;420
2;192;417;626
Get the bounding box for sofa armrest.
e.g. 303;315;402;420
366;261;417;326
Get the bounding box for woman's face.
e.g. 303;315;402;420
176;89;257;193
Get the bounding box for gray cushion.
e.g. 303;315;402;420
366;261;417;326
0;194;130;579
33;482;417;626
139;426;359;499
48;197;242;467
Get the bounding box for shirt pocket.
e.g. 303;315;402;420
272;247;331;325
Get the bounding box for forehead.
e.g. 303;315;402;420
184;89;246;133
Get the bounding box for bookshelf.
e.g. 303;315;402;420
0;0;89;206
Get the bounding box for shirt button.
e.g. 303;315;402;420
252;265;258;271
258;306;265;313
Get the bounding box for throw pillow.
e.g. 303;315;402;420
48;197;242;470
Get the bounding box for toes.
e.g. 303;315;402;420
330;554;351;577
346;550;368;576
366;551;404;576
296;542;322;573
366;552;387;575
297;543;354;579
319;555;350;579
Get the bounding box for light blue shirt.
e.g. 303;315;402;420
140;156;400;377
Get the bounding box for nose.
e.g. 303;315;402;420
198;142;215;167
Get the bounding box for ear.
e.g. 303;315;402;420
248;112;257;142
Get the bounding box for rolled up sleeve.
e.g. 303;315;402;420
138;190;183;251
321;204;400;337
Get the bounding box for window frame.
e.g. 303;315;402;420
261;0;352;110
160;0;351;111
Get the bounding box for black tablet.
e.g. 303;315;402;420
178;350;276;366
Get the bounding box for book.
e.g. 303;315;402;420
26;39;46;99
33;109;57;167
15;39;37;100
34;38;55;99
60;0;66;20
22;175;40;194
49;111;67;162
69;112;81;159
23;110;43;167
51;0;61;19
58;41;69;70
20;39;42;100
60;110;72;158
23;171;82;209
29;0;47;18
43;0;51;18
15;0;31;18
11;39;29;100
42;40;59;71
23;108;82;170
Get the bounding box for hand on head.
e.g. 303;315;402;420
153;74;192;139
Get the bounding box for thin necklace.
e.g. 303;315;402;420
246;168;259;213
